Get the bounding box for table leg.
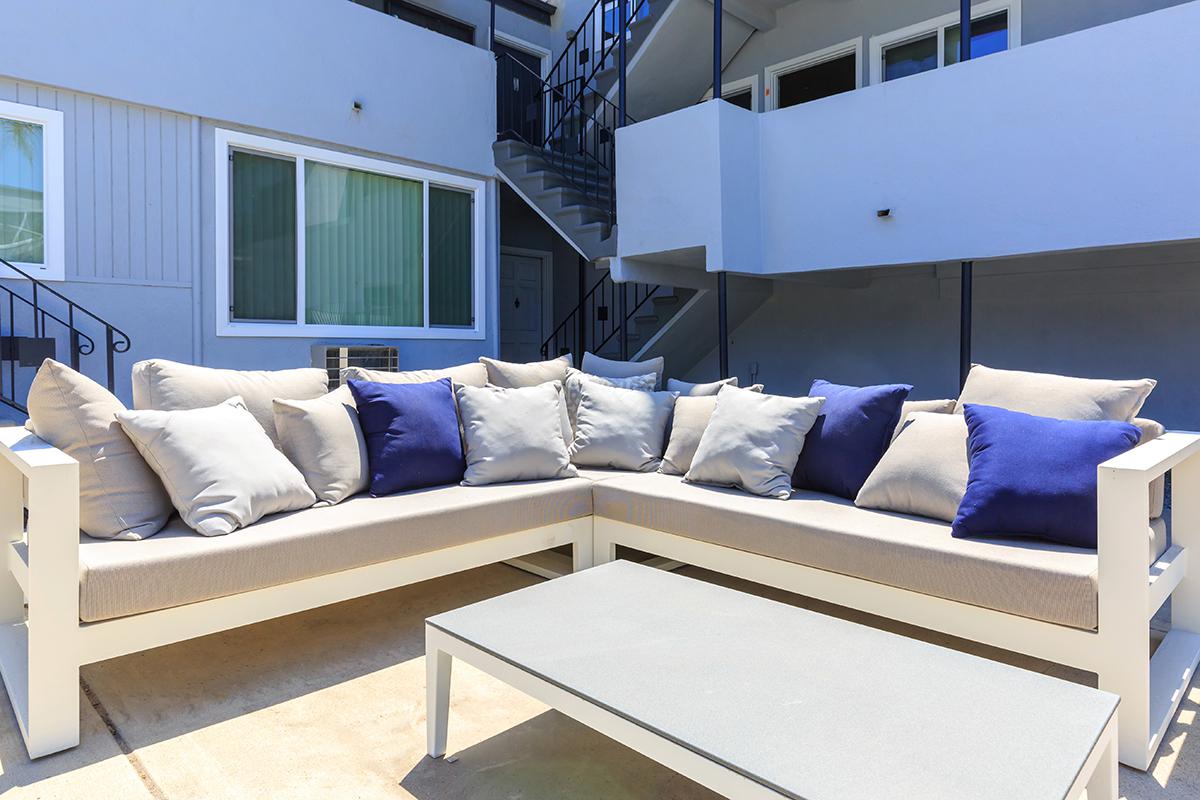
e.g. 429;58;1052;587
1085;730;1118;800
426;642;453;758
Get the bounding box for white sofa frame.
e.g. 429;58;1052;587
0;428;594;760
2;425;1198;771
593;431;1200;771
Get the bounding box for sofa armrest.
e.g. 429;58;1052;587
0;427;79;627
1097;431;1200;635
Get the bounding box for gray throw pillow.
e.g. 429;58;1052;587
570;381;678;471
131;359;328;446
26;359;172;540
117;397;317;535
456;383;577;485
340;362;487;389
686;386;824;499
273;392;369;505
479;354;572;388
956;364;1155;422
892;398;957;442
666;377;739;396
581;351;665;388
856;412;968;522
564;368;656;432
659;384;766;475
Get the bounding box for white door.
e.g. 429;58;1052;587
500;252;544;363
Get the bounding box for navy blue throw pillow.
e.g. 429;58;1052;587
347;378;465;496
792;379;912;499
953;404;1141;548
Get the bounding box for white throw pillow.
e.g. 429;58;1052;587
570;382;678;471
273;392;369;505
956;364;1155;422
581;352;665;388
479;354;572;388
340;362;487;389
856;412;969;522
456;383;578;485
26;359;172;540
563;368;656;432
117;397;317;535
666;377;739;396
131;359;328;446
686;386;824;499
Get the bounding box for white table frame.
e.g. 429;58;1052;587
425;624;1119;800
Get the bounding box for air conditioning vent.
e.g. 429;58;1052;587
311;345;400;390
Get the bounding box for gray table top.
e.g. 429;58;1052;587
427;560;1117;800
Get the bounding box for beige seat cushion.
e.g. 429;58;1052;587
131;359;328;445
593;473;1166;630
78;478;595;622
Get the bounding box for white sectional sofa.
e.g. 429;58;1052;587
0;363;1198;776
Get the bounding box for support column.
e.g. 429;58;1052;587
619;281;629;360
713;0;723;100
718;271;729;379
577;255;587;364
489;0;496;52
618;0;628;127
957;0;973;390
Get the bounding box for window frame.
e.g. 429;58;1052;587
701;75;761;112
0;99;65;282
868;0;1021;85
764;38;863;112
214;128;486;340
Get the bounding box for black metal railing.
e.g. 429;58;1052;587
497;52;632;223
540;269;659;361
0;256;131;412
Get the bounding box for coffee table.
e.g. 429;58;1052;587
426;560;1118;799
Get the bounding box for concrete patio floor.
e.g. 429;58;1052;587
1;562;1197;799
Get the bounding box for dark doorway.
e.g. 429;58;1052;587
495;41;546;146
723;88;754;110
776;52;857;109
383;0;474;45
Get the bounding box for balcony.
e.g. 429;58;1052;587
614;1;1200;277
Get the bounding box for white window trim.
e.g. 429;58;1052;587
869;0;1021;85
764;38;864;112
701;75;761;112
0;99;65;282
214;128;487;340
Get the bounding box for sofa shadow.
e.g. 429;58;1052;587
400;709;718;800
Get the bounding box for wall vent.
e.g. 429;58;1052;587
312;345;400;390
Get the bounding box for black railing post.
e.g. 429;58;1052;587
958;0;973;390
713;0;722;102
618;0;627;127
106;326;116;393
489;0;496;52
577;255;587;364
717;272;729;379
618;280;629;360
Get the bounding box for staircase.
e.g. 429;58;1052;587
0;257;131;420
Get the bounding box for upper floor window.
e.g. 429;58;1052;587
870;1;1021;84
0;99;64;280
215;129;485;339
383;0;475;45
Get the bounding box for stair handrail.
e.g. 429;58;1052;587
540;268;660;360
594;281;661;353
0;256;132;407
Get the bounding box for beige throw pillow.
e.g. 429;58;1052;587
660;385;767;475
666;377;739;396
570;382;678;471
686;386;824;499
340;362;487;389
479;354;572;388
26;359;172;540
956;364;1155;422
273;392;368;505
131;359;328;445
117;397;316;535
856;412;969;522
581;351;665;388
892;398;957;442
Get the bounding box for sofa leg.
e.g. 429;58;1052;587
572;518;594;572
1098;654;1151;771
592;522;617;566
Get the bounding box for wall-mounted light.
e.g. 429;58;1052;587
876;208;892;218
352;99;364;113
